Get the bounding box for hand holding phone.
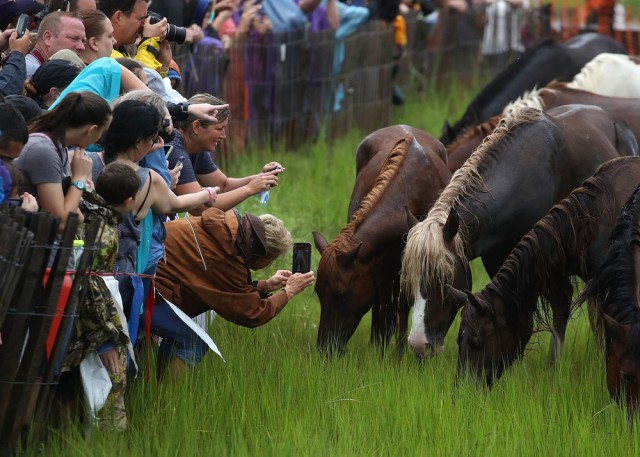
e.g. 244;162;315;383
15;14;29;38
292;242;312;274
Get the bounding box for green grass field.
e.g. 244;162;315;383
25;80;640;456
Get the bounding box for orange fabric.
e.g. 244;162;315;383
393;15;407;47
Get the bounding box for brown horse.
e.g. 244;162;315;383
312;125;453;355
451;157;640;387
578;182;640;420
402;105;638;359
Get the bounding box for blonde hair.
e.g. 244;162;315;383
259;214;292;259
175;93;229;130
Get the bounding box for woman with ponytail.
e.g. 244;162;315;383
14;90;112;232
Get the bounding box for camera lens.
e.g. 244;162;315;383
147;11;187;44
166;24;187;44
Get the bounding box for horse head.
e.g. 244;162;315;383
602;313;640;419
406;209;471;358
452;285;527;388
313;231;375;356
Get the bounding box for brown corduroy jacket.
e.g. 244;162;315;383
155;208;289;327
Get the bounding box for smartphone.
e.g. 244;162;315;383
164;144;174;159
15;14;29;38
292;242;311;274
7;198;23;207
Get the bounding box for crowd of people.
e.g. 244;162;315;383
0;0;325;432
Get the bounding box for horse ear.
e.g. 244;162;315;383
404;206;419;229
445;284;469;310
336;242;362;268
467;292;485;314
443;209;460;244
312;231;329;254
442;120;452;137
602;312;627;342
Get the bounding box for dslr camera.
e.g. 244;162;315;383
147;11;187;44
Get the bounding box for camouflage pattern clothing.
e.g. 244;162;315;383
62;190;130;430
63;190;129;369
95;345;128;431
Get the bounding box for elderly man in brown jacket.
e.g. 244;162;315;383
153;207;314;379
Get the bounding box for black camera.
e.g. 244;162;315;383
147;11;187;44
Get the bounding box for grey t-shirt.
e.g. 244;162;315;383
13;134;70;198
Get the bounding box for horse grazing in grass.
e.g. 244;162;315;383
450;157;640;387
579;184;640;420
402;105;639;358
312;126;454;355
447;53;640;170
439;33;626;146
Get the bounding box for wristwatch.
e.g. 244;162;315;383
71;180;86;191
180;100;189;114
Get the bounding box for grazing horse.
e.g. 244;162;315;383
439;33;626;146
579;184;640;420
402;105;638;358
312;126;454;355
447;53;640;170
450;157;640;387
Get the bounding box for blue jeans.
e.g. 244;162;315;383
147;296;208;367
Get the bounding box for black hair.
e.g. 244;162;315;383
0;104;29;151
98;0;143;18
101;100;162;164
95;162;140;206
29;91;112;146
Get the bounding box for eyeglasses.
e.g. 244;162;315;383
163;118;171;129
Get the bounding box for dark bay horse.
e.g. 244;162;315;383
439;33;626;146
312;125;454;355
450;157;640;387
402;105;639;358
446;54;640;170
579;184;640;420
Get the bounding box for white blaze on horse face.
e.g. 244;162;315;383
408;286;428;356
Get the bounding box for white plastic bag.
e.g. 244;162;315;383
79;351;112;419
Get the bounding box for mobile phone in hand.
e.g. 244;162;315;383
292;242;311;274
164;144;174;159
7;198;23;207
16;14;29;38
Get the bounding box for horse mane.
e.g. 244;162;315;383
481;172;615;328
402;107;542;300
579;185;640;329
328;134;412;253
446;116;501;153
502;86;546;115
566;53;635;92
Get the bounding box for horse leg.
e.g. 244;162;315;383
547;277;573;365
370;277;396;354
392;274;410;359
